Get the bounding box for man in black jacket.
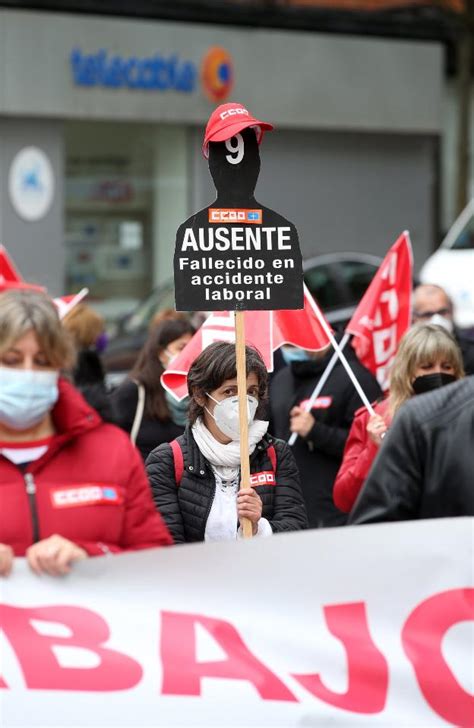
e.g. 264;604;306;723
413;284;474;376
269;342;381;528
348;377;474;524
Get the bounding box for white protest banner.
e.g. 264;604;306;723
1;518;473;727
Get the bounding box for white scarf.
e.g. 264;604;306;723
191;417;269;479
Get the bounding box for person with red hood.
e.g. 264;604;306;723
0;289;173;577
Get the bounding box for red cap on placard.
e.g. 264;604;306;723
202;102;274;158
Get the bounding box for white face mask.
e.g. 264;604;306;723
205;393;259;441
429;313;454;333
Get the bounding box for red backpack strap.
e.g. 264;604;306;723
267;444;277;473
170;439;184;486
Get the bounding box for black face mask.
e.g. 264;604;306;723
412;372;457;395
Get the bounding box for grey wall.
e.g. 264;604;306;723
191;128;436;271
0;9;442;134
0;119;64;294
0;10;443;294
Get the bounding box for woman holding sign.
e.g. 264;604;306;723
0;289;172;577
146;342;308;543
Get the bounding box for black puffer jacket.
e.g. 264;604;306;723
455;326;474;376
348;376;474;524
146;427;308;543
269;345;382;528
72;349;116;423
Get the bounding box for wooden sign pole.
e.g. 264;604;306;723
235;310;253;539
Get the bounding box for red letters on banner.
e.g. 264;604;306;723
0;592;472;725
0;605;142;691
402;588;474;727
160;611;297;700
292;602;388;713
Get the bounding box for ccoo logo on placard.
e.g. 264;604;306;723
208;209;262;224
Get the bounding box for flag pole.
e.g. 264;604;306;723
56;287;89;320
288;332;350;446
303;285;376;418
235;310;253;539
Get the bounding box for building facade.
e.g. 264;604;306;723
0;9;443;313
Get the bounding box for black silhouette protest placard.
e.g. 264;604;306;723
173;103;304;539
174;105;303;312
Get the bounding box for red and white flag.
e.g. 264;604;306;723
53;288;89;320
162;289;331;401
346;231;413;390
0;245;22;285
0;244;88;316
0;245;44;293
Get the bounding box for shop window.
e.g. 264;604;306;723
64;122;169;319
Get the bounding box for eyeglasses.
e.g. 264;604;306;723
413;308;450;319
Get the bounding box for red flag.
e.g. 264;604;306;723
162;289;331;401
0;246;44;293
273;294;331;353
346;231;413;390
53;288;89;320
0;245;87;314
0;245;22;284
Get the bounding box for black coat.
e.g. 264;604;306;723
145;427;308;543
110;379;183;462
348;376;474;524
269;349;382;528
455;326;474;377
72;349;116;423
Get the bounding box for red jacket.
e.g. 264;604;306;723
0;379;173;556
333;399;390;514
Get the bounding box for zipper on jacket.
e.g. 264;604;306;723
24;473;40;543
201;481;216;541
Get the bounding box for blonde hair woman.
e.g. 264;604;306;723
387;323;464;415
0;289;172;578
333;324;464;513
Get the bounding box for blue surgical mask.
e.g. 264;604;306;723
281;346;311;365
0;367;59;430
165;390;189;427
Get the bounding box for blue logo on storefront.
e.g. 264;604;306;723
70;48;197;93
21;168;43;192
